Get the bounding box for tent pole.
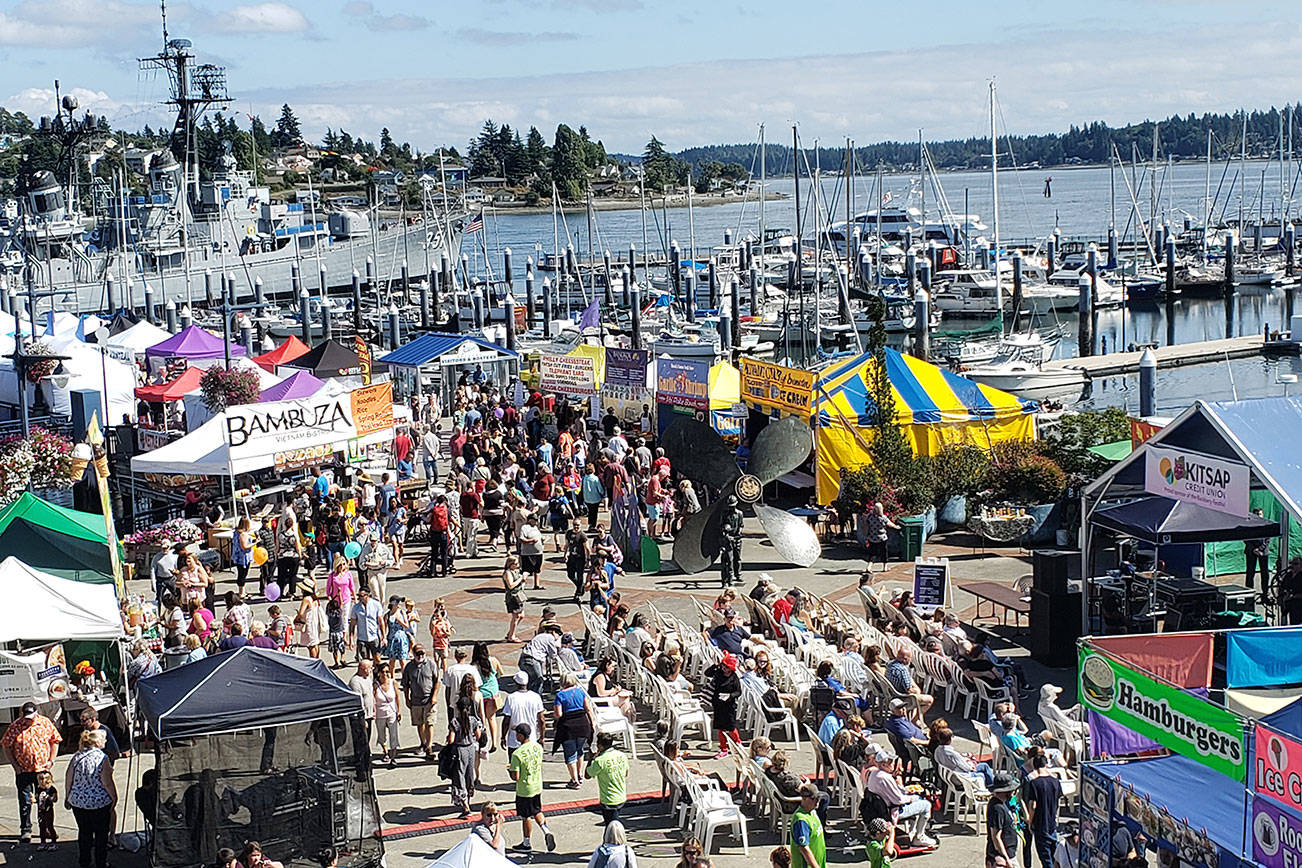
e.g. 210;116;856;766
1278;510;1290;625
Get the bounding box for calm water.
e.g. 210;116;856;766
467;157;1300;411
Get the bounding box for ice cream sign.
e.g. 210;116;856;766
1258;726;1302;811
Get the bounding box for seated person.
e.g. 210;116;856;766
705;608;750;655
749;736;774;771
818;698;854;744
664;739;728;790
999;715;1066;767
963;638;1028;692
866;751;937;848
884;647;935;721
830;715;870;768
815;660;870;714
841;635;865;666
884;699;928;747
765;749;808;802
941;613;971;652
921;635;944;654
1038;684;1084;739
932;727;995;789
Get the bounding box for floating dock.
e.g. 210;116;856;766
1045;334;1265;377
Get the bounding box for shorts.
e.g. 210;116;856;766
521;554;543;574
357;640;380;658
562;737;587;764
328;631;346;654
647;503;660;520
409;703;436;727
515;794;542;818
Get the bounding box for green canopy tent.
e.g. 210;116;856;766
0;492;121;586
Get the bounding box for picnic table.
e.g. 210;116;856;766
959;579;1031;627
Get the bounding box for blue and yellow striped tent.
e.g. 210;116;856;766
813;348;1037;501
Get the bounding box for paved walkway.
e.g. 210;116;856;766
0;519;1071;868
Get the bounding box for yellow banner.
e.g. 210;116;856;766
739;357;815;418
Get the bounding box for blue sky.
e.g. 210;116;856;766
1;0;1298;154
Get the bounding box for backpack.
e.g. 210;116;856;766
860;790;893;827
590;844;618;868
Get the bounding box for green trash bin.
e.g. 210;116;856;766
899;516;925;562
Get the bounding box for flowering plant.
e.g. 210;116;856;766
200;367;261;412
22;339;57;384
73;661;95;677
125;518;202;548
0;427;80;505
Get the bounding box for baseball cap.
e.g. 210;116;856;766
889;698;906;711
1040;684;1063;700
20;701;37;716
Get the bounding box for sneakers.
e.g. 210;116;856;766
545;831;556;852
914;834;938;848
714;750;729;759
511;842;532;852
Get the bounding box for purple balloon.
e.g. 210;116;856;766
265;582;281;602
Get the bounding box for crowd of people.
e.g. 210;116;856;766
17;363;1097;868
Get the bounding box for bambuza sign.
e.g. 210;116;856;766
224;383;394;460
1078;647;1246;781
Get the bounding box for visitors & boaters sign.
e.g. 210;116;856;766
1143;444;1249;517
1078;646;1246;781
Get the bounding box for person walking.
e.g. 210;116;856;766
2;700;62;844
864;502;899;572
581;463;604;532
789;784;827;868
502;556;526;643
348;659;375;741
373;664;402;769
447;696;485;818
987;773;1021;868
65;729;117;868
584;732;629;824
1025;753;1063;868
507;723;556;854
402;644;439;758
428;495;451;577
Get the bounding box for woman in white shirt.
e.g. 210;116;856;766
373;664;402;768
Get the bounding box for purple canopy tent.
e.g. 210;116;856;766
258;370;324;403
144;325;248;360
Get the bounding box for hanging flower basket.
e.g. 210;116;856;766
200;366;261;412
23;339;57;384
0;427;80;506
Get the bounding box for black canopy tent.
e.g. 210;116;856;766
279;339;388;380
1092;495;1280;544
136;648;382;868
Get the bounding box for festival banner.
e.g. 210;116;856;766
604;348;649;389
1253;790;1302;868
655;358;709;410
350;381;394;437
354;335;373;385
224;385;395;463
1144;444;1250;517
540;353;597;397
1257;725;1302;811
1078;646;1247;781
739;357;816;418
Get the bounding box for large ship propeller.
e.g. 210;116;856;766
659;415;820;573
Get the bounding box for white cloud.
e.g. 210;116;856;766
456;28;577;46
342;1;429;31
0;0;156;47
5;87;143;122
213;2;310;34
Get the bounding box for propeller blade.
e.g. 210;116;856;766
659;417;742;491
754;502;821;568
748;416;813;485
672;496;728;574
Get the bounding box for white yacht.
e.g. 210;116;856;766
963;333;1085;395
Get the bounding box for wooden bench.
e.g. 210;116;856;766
959;580;1031;628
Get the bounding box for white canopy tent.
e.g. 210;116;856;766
103;321;173;360
0;557;124;643
423;834;518;868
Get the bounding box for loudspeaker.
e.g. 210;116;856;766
1033;549;1078;596
1030;589;1082;668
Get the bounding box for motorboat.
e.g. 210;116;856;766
932;269;1003;314
963;334;1085;395
1235;263;1284;287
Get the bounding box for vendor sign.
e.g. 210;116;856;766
540;353;597;397
1078;646;1246;780
0;650;42;703
224;385;395;462
1253;792;1302;868
1143;444;1250;517
739;357;815;418
605;348;648;389
1257;725;1302;811
656;358;709;411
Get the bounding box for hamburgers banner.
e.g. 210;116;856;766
1078;646;1246;781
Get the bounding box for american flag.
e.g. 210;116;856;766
465;212;484;234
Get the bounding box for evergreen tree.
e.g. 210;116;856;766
380;127;395;159
525;126;549;177
551;123;588;199
271;103;301;148
249;115;272;155
468;120;501;177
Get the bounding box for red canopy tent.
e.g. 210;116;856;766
134;366;205;402
251;336;310;372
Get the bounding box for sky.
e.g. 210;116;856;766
2;0;1301;155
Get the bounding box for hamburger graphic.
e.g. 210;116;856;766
1082;653;1117;710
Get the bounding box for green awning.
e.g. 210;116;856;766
1087;439;1134;462
0;492;119;584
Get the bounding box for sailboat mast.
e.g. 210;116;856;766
793;125;804;361
919;129;925;227
846;137;853;288
990;81;1002;326
1150;122;1158;249
758;123;766;271
1204;128;1212;258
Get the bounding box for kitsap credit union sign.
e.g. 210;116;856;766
1143;444;1250;517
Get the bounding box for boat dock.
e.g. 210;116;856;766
1045;334;1265;377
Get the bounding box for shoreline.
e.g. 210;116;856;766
379;190;788;219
